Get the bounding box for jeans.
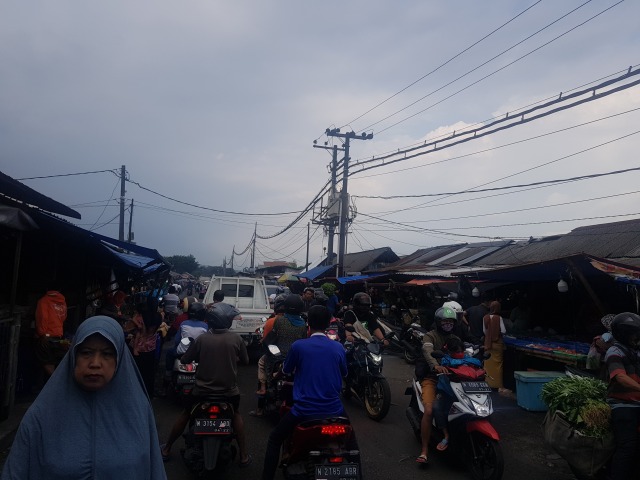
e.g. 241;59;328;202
610;405;640;480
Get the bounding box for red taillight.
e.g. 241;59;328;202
208;405;220;413
320;425;347;436
329;456;344;463
186;364;194;372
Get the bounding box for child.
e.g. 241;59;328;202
433;335;482;451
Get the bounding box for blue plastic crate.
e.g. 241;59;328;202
513;371;566;412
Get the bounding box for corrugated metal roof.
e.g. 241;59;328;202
342;247;399;273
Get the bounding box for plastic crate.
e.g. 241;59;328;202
513;371;566;412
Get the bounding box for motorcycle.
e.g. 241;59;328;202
280;416;361;480
399;321;429;364
181;397;237;477
405;347;504;480
169;337;197;404
342;323;393;421
256;344;294;417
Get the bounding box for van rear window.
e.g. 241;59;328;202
221;284;254;298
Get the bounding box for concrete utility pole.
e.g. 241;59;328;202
230;248;235;271
312;143;344;264
325;128;372;277
305;222;310;270
119;165;126;241
127;199;134;243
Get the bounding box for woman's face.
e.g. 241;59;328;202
74;334;117;391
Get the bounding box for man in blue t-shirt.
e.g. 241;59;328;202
261;305;352;480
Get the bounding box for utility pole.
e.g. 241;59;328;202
223;257;227;276
230;249;235;271
118;165;126;241
127;199;134;243
325;129;373;277
250;223;257;274
312;143;343;264
305;222;310;270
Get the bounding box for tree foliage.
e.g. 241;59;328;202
164;254;199;274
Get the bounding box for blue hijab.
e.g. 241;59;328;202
1;316;167;480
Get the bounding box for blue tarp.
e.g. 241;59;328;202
296;264;335;280
336;273;388;284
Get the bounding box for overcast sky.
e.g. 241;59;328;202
2;1;639;270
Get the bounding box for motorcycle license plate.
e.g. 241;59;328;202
176;374;195;385
315;463;359;480
461;381;492;393
194;418;232;435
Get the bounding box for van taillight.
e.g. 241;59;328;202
321;425;347;436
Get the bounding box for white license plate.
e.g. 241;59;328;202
315;463;359;480
461;381;492;393
194;418;232;435
176;374;195;385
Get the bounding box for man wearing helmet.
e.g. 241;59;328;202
442;300;480;345
414;306;458;465
161;302;252;467
604;312;640;479
343;292;389;345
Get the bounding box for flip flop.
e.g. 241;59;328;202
239;454;253;468
415;454;428;464
436;438;449;451
249;410;264;417
159;444;170;462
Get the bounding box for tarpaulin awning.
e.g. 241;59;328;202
336;273;388;284
0;206;38;231
296;264;334;281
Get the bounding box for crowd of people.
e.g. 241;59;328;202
3;281;640;479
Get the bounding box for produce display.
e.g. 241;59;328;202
540;375;610;438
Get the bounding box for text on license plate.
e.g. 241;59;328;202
461;381;492;393
194;418;232;435
315;463;359;480
177;374;195;384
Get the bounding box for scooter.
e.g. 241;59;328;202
256;344;294;417
169;337;197;404
342;324;393;421
405;348;504;480
398;321;428;364
181;397;237;476
280;416;361;480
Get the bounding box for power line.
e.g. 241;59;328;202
371;1;624;136
353;166;640;199
16;169;119;180
340;0;542;128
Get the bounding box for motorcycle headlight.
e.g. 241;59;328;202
370;353;383;365
470;397;492;417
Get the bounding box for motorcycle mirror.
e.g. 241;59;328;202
268;344;281;355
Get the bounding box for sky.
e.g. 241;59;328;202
2;0;640;271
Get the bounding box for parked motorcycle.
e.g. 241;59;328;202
342;324;393;421
280;416;361;480
405;347;504;480
181;397;236;477
399;321;428;364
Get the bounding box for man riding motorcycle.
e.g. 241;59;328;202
414;306;458;465
343;292;389;346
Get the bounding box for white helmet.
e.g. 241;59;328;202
443;301;464;321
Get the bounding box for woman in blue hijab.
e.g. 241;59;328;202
1;316;167;480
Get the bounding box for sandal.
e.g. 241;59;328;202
160;444;170;462
239;454;253;468
415;454;428;464
436;438;449;451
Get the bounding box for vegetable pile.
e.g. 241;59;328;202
540;375;611;438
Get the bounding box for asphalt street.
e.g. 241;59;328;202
154;351;576;480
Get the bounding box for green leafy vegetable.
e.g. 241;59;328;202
540;375;610;438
